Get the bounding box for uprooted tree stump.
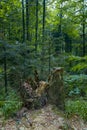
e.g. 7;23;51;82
19;68;65;110
20;81;34;109
20;71;48;109
48;67;65;110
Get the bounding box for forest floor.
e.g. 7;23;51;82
0;104;87;130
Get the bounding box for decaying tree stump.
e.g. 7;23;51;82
20;81;34;108
35;81;49;96
20;68;65;110
20;72;48;109
48;67;65;110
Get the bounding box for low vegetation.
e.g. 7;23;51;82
0;0;87;129
0;87;22;118
65;99;87;121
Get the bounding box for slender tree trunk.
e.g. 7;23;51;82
59;1;63;53
41;0;46;78
3;47;7;95
48;41;51;73
82;0;85;56
26;0;29;40
82;21;85;56
22;0;26;79
8;22;11;40
59;11;62;37
35;0;38;52
42;0;46;41
22;0;25;42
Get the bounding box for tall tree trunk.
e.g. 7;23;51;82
26;0;29;41
35;0;38;52
59;1;63;53
48;41;51;73
41;0;46;78
82;0;85;56
8;22;11;40
3;47;7;95
55;1;64;54
22;0;26;79
42;0;46;41
22;0;25;42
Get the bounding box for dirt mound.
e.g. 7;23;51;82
0;105;87;130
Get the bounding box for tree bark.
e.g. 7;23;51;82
22;0;25;42
82;0;85;56
3;46;8;95
41;0;46;77
26;0;29;40
35;0;38;52
48;67;65;110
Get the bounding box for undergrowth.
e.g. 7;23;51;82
0;87;22;119
65;99;87;121
64;74;87;98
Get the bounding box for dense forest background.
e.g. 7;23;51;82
0;0;87;122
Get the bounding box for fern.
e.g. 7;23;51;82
66;55;87;73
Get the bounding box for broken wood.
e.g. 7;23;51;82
48;67;65;110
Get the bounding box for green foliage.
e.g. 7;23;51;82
66;55;87;73
0;87;22;118
72;63;87;72
0;0;87;122
65;99;87;121
64;74;87;98
8;67;22;88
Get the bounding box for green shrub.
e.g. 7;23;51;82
65;99;87;121
8;67;22;88
0;87;22;118
64;74;87;98
65;55;87;73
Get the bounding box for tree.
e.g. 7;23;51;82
22;0;25;43
26;0;30;41
82;0;86;56
40;0;46;78
35;0;39;52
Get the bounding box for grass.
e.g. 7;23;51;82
0;86;22;119
65;99;87;121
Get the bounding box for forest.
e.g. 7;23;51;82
0;0;87;129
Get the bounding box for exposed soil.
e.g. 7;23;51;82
0;105;87;130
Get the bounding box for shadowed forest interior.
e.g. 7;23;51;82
0;0;87;129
